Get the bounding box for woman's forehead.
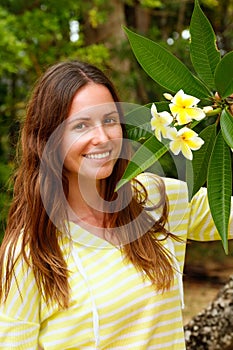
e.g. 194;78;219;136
67;102;120;123
69;83;115;116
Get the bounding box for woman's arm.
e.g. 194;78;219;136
0;248;40;349
187;186;233;241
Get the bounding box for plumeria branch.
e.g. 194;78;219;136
122;2;233;252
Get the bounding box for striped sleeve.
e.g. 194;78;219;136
0;247;40;349
0;313;39;350
187;187;233;241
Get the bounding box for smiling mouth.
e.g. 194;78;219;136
84;151;111;159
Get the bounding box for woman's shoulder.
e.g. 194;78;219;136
135;172;188;196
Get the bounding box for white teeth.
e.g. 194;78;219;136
85;151;110;159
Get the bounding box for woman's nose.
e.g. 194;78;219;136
91;125;109;145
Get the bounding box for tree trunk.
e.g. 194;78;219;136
184;275;233;350
83;0;126;46
176;0;187;33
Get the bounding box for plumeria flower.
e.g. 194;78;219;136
150;103;173;141
166;126;204;160
167;89;205;125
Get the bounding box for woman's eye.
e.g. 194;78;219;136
104;118;114;124
74;123;86;130
104;117;119;124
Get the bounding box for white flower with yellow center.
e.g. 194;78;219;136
150;103;173;141
168;89;205;125
167;126;204;160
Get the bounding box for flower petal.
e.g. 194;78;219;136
151;116;157;130
176;110;193;125
159;111;173;125
169;103;180;116
180;142;193;160
171;89;185;106
203;106;213;113
186;136;204;150
172;89;200;107
151;103;158;117
177;127;197;137
186;107;205;121
163;93;173;101
169;140;181;155
161;125;173;139
155;128;162;142
182;95;200;107
166;127;178;140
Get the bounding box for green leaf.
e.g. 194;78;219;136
124;104;153;141
207;131;232;253
123;26;210;99
190;0;220;89
115;136;169;190
186;123;216;200
124;104;152;127
126;122;153;142
220;108;233;148
214;51;233;99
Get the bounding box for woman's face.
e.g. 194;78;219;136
62;83;123;183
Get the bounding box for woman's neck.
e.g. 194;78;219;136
66;174;122;246
66;174;106;227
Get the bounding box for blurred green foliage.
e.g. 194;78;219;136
0;0;232;241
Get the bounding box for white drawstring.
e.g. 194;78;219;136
71;247;100;348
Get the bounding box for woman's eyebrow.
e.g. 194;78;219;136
103;110;119;117
67;116;91;125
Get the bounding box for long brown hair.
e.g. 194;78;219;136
0;60;176;308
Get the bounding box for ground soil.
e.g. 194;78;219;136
182;240;233;325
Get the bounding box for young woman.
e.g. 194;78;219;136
0;60;232;350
